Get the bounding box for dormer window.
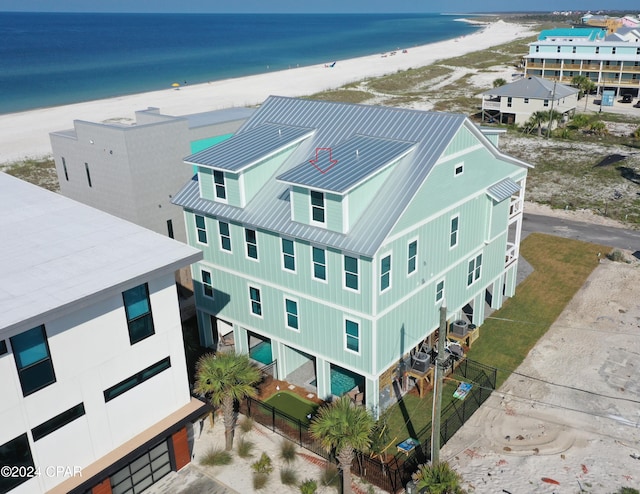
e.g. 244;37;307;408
213;170;226;201
310;190;325;224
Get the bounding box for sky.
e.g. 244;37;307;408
0;0;635;14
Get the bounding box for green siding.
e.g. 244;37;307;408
243;146;298;206
441;126;478;158
291;186;307;223
198;168;214;202
225;173;242;207
326;193;343;232
347;164;396;230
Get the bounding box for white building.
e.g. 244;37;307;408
0;173;205;494
480;76;579;125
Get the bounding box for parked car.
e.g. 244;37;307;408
621;94;633;103
635;100;640;108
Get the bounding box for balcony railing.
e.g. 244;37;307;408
622;65;640;73
509;198;523;217
483;100;501;110
505;242;517;266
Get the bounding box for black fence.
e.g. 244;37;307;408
242;358;497;493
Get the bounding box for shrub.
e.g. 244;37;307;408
253;472;269;490
239;417;254;434
320;463;340;488
237;438;255;458
299;479;318;494
200;447;232;466
618;488;640;494
251;452;273;474
280;467;299;485
607;250;625;262
280;439;297;463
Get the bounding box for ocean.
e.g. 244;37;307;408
0;12;479;115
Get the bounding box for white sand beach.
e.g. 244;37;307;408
0;19;534;165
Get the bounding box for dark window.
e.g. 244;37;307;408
312;247;326;280
612;47;616;54
85;162;92;187
11;325;56;396
282;238;295;271
380;255;391;291
344;255;358;290
467;253;483;286
166;219;174;239
0;339;6;355
123;284;155;344
572;46;576;53
219;221;231;251
556;46;560;53
213;170;226;200
543;99;549;107
450;216;459;247
245;228;258;259
32;403;85;441
455;164;464;175
524;98;529;104
104;357;171;402
507;96;512;107
110;441;171;494
195;215;207;244
436;280;445;303
535;45;539;52
201;270;213;298
595;46;599;54
407;240;417;274
249;287;262;316
62;157;69;181
345;320;360;353
285;298;299;330
310;190;325;223
0;434;35;492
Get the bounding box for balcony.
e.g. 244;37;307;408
622;65;640;73
509;198;523;217
526;62;544;69
482;99;501;110
544;63;562;69
601;65;622;72
505;242;517;266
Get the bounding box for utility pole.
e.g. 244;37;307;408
431;302;448;464
546;79;557;139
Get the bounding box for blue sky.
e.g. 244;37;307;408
0;0;634;13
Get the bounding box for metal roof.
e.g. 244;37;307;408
487;178;520;202
0;173;202;337
481;76;578;100
276;134;416;194
173;96;531;258
184;122;315;172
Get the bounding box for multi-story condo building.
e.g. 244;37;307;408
0;173;204;494
173;96;531;417
524;28;640;98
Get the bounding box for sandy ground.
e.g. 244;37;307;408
441;254;640;493
0;19;535;165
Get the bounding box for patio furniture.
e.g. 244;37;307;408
396;438;419;455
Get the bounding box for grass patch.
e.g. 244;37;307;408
200;447;233;466
3;157;59;192
306;89;374;104
384;233;610;442
237;438;255;458
320;463;340;489
280;467;299;486
279;439;297;463
252;472;269;490
264;391;318;423
239;417;254;434
299;479;318;494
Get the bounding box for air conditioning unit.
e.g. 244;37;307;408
411;352;431;373
451;320;469;336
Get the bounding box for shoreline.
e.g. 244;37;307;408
0;19;534;165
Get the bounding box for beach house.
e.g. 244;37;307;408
172;96;531;416
0;173;205;494
524;27;640;99
480;76;579;125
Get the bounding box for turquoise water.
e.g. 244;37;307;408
250;341;273;365
0;12;479;114
330;366;362;396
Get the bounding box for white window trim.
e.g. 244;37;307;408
454;162;464;176
449;214;459;250
244;228;259;262
248;283;264;319
201;269;214;300
467;253;483;287
195;214;208;246
379;252;392;293
407;237;418;277
281;237;296;273
213;170;228;204
283;296;300;332
343;316;361;355
311;246;328;284
342;254;360;293
218;221;232;254
435;279;445;304
310;190;327;228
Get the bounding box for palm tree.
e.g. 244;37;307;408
310;396;374;494
571;74;596;111
492;77;507;88
527;111;549;136
413;461;465;494
194;352;261;450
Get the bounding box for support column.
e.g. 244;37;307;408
472;290;485;326
365;378;378;417
504;262;518;298
315;358;331;401
234;325;249;355
491;274;505;310
271;340;287;380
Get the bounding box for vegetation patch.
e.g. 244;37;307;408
306;89;373;104
200;447;233;466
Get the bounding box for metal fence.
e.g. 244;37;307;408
242;358;497;493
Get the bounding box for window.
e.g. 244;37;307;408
123;283;155;344
611;47;616;55
595;46;599;54
345;319;360;353
310;190;325;224
637;48;640;55
32;403;85;441
556;46;561;53
0;434;35;492
407;240;417;274
467;253;483;286
450;216;459;248
110;441;171;494
213;170;226;200
535;45;539;52
195;215;207;244
245;228;258;260
284;298;299;330
0;339;6;355
85;162;92;187
380;254;391;292
249;286;262;316
282;238;296;271
454;164;464;175
219;221;231;251
104;357;171;402
572;46;576;53
62;157;69;181
10;325;56;396
524;98;529;104
344;255;359;290
166;219;174;239
507;96;512;108
201;270;213;298
312;247;326;281
436;280;445;303
543;99;549;107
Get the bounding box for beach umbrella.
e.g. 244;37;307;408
171;82;180;89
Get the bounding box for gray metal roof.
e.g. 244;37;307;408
0;173;202;337
487;178;520;202
481;76;578;100
173;96;531;257
184;122;315;172
276;134;416;194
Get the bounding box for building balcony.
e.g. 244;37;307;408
526;62;544;69
482;99;501;110
622;65;640;73
619;80;640;86
563;63;582;70
509;198;523;217
505;242;517;266
544;63;562;69
582;64;600;71
601;66;622;72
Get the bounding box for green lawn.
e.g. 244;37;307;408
264;391;318;423
382;233;611;444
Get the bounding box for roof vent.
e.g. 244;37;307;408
356;149;359;158
278;129;282;137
